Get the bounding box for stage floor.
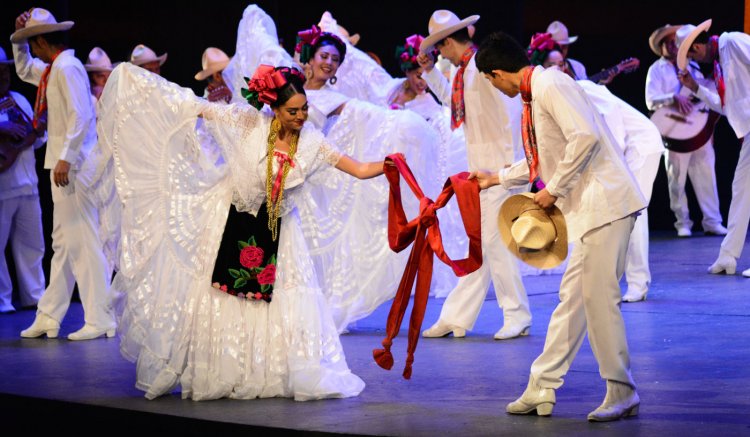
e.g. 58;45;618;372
1;231;749;436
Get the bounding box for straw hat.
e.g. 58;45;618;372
498;193;568;269
129;44;167;66
546;21;577;45
194;47;230;80
420;10;479;52
84;47;116;72
0;47;14;65
10;8;74;43
676;19;712;70
648;24;682;57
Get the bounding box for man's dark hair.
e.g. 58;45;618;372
475;31;530;74
693;31;710;45
29;31;69;48
440;27;472;46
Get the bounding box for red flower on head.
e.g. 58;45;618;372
240;246;264;269
257;264;277;285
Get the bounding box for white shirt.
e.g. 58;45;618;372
0;91;45;201
422;53;522;172
499;67;646;241
12;45;96;170
695;32;750;139
645;57;704;111
579;81;664;172
567;58;587;80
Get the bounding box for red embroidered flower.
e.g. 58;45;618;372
220;284;228;291
257;264;277;285
238;293;245;299
240;246;264;269
254;292;263;300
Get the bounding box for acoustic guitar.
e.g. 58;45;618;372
587;58;640;84
649;82;720;153
0;95;38;173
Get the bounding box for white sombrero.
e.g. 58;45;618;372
648;24;682;57
498;193;568;269
420;10;479;52
676;19;712;70
10;8;74;43
547;21;577;45
85;47;116;72
130;44;167;66
194;47;230;80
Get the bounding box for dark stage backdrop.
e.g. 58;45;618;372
1;1;746;291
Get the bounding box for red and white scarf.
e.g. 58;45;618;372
450;46;477;130
519;66;544;189
32;49;62;130
709;35;725;108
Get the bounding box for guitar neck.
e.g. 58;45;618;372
588;65;619;84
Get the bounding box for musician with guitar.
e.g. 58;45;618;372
646;24;727;239
0;47;46;314
11;8;115;340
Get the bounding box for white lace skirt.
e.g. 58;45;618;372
119;207;365;401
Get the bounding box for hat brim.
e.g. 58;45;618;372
85;61;119;72
648;25;681;57
194;59;230;81
131;53;168;67
557;35;578;44
420;15;480;52
498;193;568;269
677;19;712;70
10;22;74;43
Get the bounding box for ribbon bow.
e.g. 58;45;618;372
373;154;483;379
405;34;425;52
295;25;322;53
246;65;288;106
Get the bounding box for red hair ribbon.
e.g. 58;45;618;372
295;24;322;53
246;65;288;106
373;153;483;379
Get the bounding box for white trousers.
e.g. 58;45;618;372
0;195;45;311
439;185;531;330
625;152;662;292
720;135;750;259
531;215;636;389
37;171;114;329
664;139;724;231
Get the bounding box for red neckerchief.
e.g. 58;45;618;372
519;66;544;189
32;49;62;130
709;35;725;108
373;153;483;379
450;45;477;130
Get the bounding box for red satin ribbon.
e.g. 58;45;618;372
295;25;322;53
373;153;483;379
247;65;289;106
271;151;294;203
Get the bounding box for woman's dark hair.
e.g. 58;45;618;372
242;66;306;110
270;67;306;108
29;31;69;48
476;31;530;74
310;33;347;64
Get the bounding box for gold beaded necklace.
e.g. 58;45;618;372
266;117;299;241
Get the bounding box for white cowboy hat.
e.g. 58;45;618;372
420;10;480;52
194;47;230;81
676;19;712;70
129;44;167;66
10;8;74;43
85;47;116;72
0;47;14;65
498;193;568;269
546;20;578;45
648;24;682;57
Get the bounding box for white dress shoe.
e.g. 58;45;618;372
622;288;647;303
676;227;692;238
494;324;530;340
743;268;750;278
588;380;640;422
506;376;555;416
68;324;116;341
422;320;466;338
20;313;60;338
708;254;737;275
704;224;728;236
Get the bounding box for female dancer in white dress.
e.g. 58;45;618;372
100;62;385;401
